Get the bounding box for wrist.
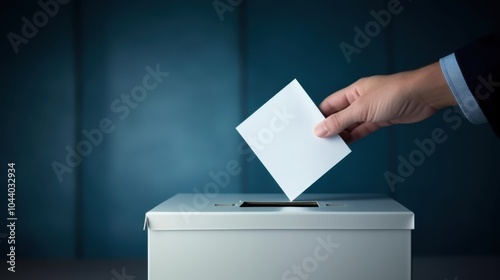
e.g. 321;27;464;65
409;62;458;109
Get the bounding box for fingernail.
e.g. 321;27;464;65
314;122;328;137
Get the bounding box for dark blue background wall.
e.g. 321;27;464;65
1;0;499;260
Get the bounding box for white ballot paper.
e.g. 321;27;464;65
236;79;351;201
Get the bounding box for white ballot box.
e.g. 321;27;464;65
144;193;414;280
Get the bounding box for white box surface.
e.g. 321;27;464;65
144;193;414;280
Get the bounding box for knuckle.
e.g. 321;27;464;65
356;77;367;84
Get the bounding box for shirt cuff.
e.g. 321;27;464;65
439;53;488;124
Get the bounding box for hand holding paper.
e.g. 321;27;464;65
236;79;351;201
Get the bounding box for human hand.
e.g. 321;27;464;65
314;62;457;143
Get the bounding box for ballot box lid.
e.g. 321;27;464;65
144;193;414;231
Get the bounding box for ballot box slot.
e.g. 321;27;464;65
325;203;347;207
239;201;319;207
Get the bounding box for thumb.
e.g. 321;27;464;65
314;106;358;138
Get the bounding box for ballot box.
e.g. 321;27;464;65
144;193;414;280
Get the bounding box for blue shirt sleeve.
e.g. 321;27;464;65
439;53;488;125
